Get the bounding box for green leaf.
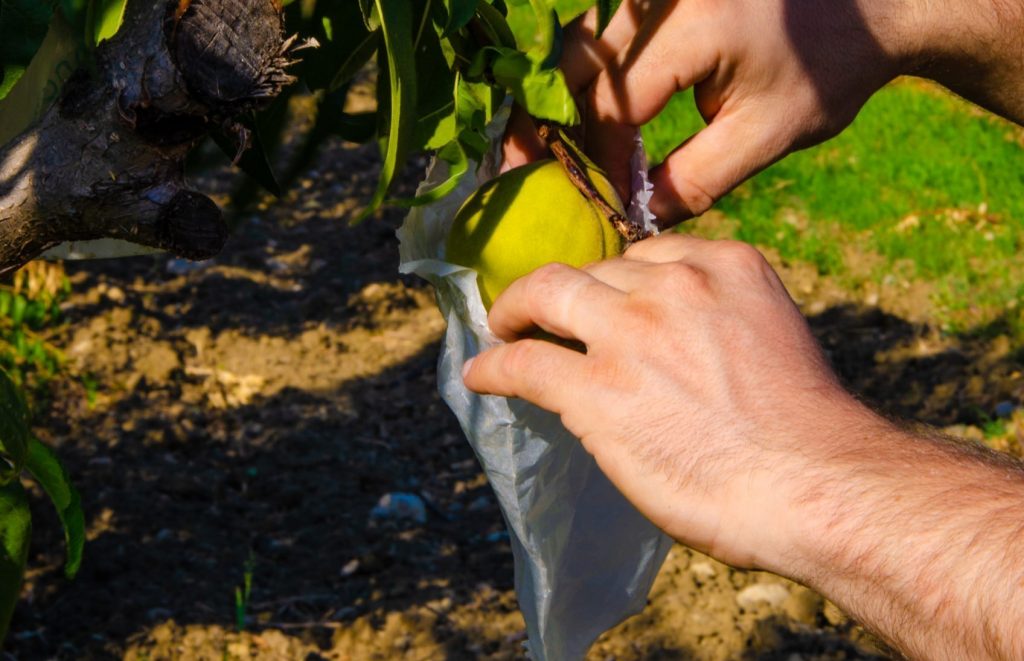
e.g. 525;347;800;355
327;30;378;92
412;19;456;150
0;65;25;102
595;0;622;38
0;480;31;643
25;438;84;580
290;1;377;92
0;370;30;486
358;0;380;31
454;76;494;161
356;0;417;223
473;1;516;48
505;0;557;65
389;140;468;206
491;48;578;124
91;0;126;45
439;0;478;36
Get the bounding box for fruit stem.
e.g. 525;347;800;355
537;122;653;244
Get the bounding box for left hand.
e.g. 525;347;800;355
462;233;884;574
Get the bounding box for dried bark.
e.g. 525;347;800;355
0;0;296;275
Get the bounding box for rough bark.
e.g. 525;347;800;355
0;0;296;276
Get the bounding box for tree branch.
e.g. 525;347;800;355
0;0;296;276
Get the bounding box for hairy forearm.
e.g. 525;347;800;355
905;0;1024;124
793;420;1024;658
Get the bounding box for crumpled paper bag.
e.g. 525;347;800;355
397;108;672;660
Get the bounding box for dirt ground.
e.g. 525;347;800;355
5;132;1024;660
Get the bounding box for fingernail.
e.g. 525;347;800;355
461;357;475;379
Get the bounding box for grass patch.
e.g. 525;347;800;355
0;262;69;406
641;81;1024;337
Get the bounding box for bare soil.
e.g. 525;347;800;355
6;137;1024;660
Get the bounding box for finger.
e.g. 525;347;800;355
581;118;640;203
488;263;626;344
587;20;716;127
462;338;588;414
560;2;646;93
647;106;792;225
582;257;656;292
622;233;712;263
501;106;547;172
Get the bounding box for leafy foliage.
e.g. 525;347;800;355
25;438;84;579
0;368;84;640
0;263;69;399
0;0;125;88
234;0;591;217
0;0;627;644
0;481;31;643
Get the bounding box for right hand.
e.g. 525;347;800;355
504;0;1022;228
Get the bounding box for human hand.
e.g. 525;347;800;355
504;0;1024;227
461;233;1024;657
461;233;885;573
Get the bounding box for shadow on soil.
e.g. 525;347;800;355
7;140;1023;659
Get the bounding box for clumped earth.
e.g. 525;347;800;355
7;131;1024;660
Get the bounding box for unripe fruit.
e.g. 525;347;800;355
446;159;625;309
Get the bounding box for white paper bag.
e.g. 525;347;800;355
397;108;672;660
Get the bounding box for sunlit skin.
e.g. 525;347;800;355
469;1;1024;659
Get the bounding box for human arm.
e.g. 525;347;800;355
461;234;1024;659
504;0;1024;226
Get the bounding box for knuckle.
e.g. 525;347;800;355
670;174;715;217
528;262;574;294
524;262;579;324
718;241;766;271
659;261;709;288
500;340;540;378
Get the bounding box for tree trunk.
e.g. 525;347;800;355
0;0;296;276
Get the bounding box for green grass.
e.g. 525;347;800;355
641;82;1024;336
546;0;1024;337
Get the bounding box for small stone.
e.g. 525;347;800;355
822;599;848;626
995;401;1016;418
166;258;212;275
467;495;491;512
783;586;823;624
340;559;360;576
689;561;717;580
105;286;125;303
369;492;427;524
485;530;509;544
736;582;790;610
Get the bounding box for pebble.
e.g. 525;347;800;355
485;531;509;544
166;258;212;276
689;561;717;581
736;582;790;610
995;400;1016;418
369;492;427;524
467;495;491;512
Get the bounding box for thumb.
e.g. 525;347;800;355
648;107;793;227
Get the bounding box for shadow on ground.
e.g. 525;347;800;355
7;138;1023;660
